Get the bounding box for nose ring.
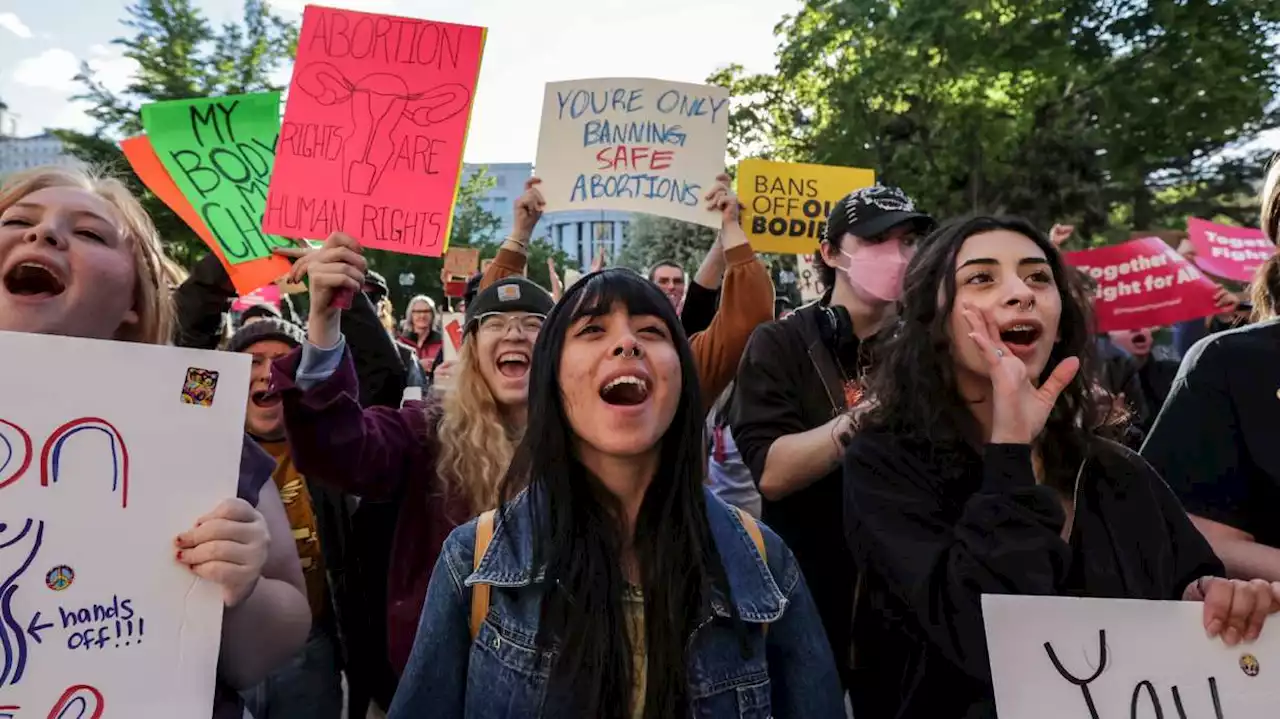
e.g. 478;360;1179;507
617;345;642;359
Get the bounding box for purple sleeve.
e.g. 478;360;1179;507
272;345;433;501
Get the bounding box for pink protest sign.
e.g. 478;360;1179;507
263;5;487;257
231;283;282;313
1186;217;1273;283
1065;237;1221;332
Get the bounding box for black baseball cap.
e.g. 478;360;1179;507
824;184;935;243
464;277;554;334
364;270;390;300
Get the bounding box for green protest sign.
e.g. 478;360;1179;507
141;92;291;264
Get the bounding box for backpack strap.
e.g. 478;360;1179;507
469;509;497;641
733;507;770;636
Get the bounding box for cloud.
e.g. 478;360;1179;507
12;49;81;92
0;12;32;39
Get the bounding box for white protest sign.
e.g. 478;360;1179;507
534;78;729;228
796;254;828;303
0;331;249;715
983;594;1280;718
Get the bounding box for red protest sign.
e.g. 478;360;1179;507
264;5;487;257
1065;237;1221;332
1186;217;1273;283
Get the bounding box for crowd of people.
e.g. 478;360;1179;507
2;156;1280;718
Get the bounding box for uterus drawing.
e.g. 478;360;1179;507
296;62;472;196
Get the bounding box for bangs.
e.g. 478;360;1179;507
567;269;674;325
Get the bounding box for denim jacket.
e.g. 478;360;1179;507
388;487;845;718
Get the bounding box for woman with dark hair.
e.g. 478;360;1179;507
389;266;844;718
843;215;1280;718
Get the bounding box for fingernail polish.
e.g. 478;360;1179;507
176;550;184;561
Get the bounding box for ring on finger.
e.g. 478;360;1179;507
995;348;1005;359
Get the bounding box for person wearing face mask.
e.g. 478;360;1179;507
730;184;935;693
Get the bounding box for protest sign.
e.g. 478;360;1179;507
534;78;729;228
738;159;876;254
443;247;480;280
1186;217;1273;283
1065;237;1220;332
0;331;249;715
141;92;292;265
441;312;464;364
120;136;290;295
263;6;487;257
795;253;828;303
983;594;1280;718
231;283;283;313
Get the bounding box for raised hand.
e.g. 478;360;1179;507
547;257;564;301
513;178;546;241
176;498;269;608
273;232;366;348
591;244;608;273
1048;224;1074;248
961;302;1080;445
704;173;740;226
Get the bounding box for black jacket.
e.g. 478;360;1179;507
1142;319;1280;548
730;301;860;685
843;434;1222;719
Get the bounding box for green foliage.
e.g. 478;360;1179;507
615;215;717;277
55;0;298;266
712;0;1280;245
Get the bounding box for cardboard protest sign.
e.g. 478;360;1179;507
1186;217;1274;283
738;159;876;254
441;312;464;364
983;595;1280;718
1065;237;1220;332
795;253;828;303
263;5;487;257
0;331;249;715
443;247;480;280
141;92;291;265
119;136;291;295
535;78;729;228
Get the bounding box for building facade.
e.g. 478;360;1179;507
462;161;635;271
0;133;81;176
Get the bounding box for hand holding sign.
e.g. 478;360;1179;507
961;302;1081;445
275;232;367;348
175;498;268;608
704;173;740;226
1183;576;1280;646
513;178;545;241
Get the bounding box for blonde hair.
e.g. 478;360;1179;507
435;334;520;514
0;166;174;345
376;297;397;334
1263;155;1280;247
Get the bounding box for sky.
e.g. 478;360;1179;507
0;0;795;162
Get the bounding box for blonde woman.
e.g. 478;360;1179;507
271;222;553;675
0;166;311;719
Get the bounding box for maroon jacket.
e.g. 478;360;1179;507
272;347;470;674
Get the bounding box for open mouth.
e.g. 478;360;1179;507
496;352;530;379
3;261;65;298
251;390;281;409
599;374;650;407
1131;333;1149;348
998;321;1044;351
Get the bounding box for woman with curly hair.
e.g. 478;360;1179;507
843;215;1280;718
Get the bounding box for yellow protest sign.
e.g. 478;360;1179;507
739;159;876;254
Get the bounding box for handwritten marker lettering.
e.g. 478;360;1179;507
535;79;730;229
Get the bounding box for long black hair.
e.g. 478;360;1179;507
859;216;1112;489
496;268;737;718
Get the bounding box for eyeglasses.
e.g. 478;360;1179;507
477;313;545;336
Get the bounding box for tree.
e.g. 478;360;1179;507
367;169;571;313
616;215;717;277
55;0;297;266
713;0;1280;244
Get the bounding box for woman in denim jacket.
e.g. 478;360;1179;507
389;263;845;718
